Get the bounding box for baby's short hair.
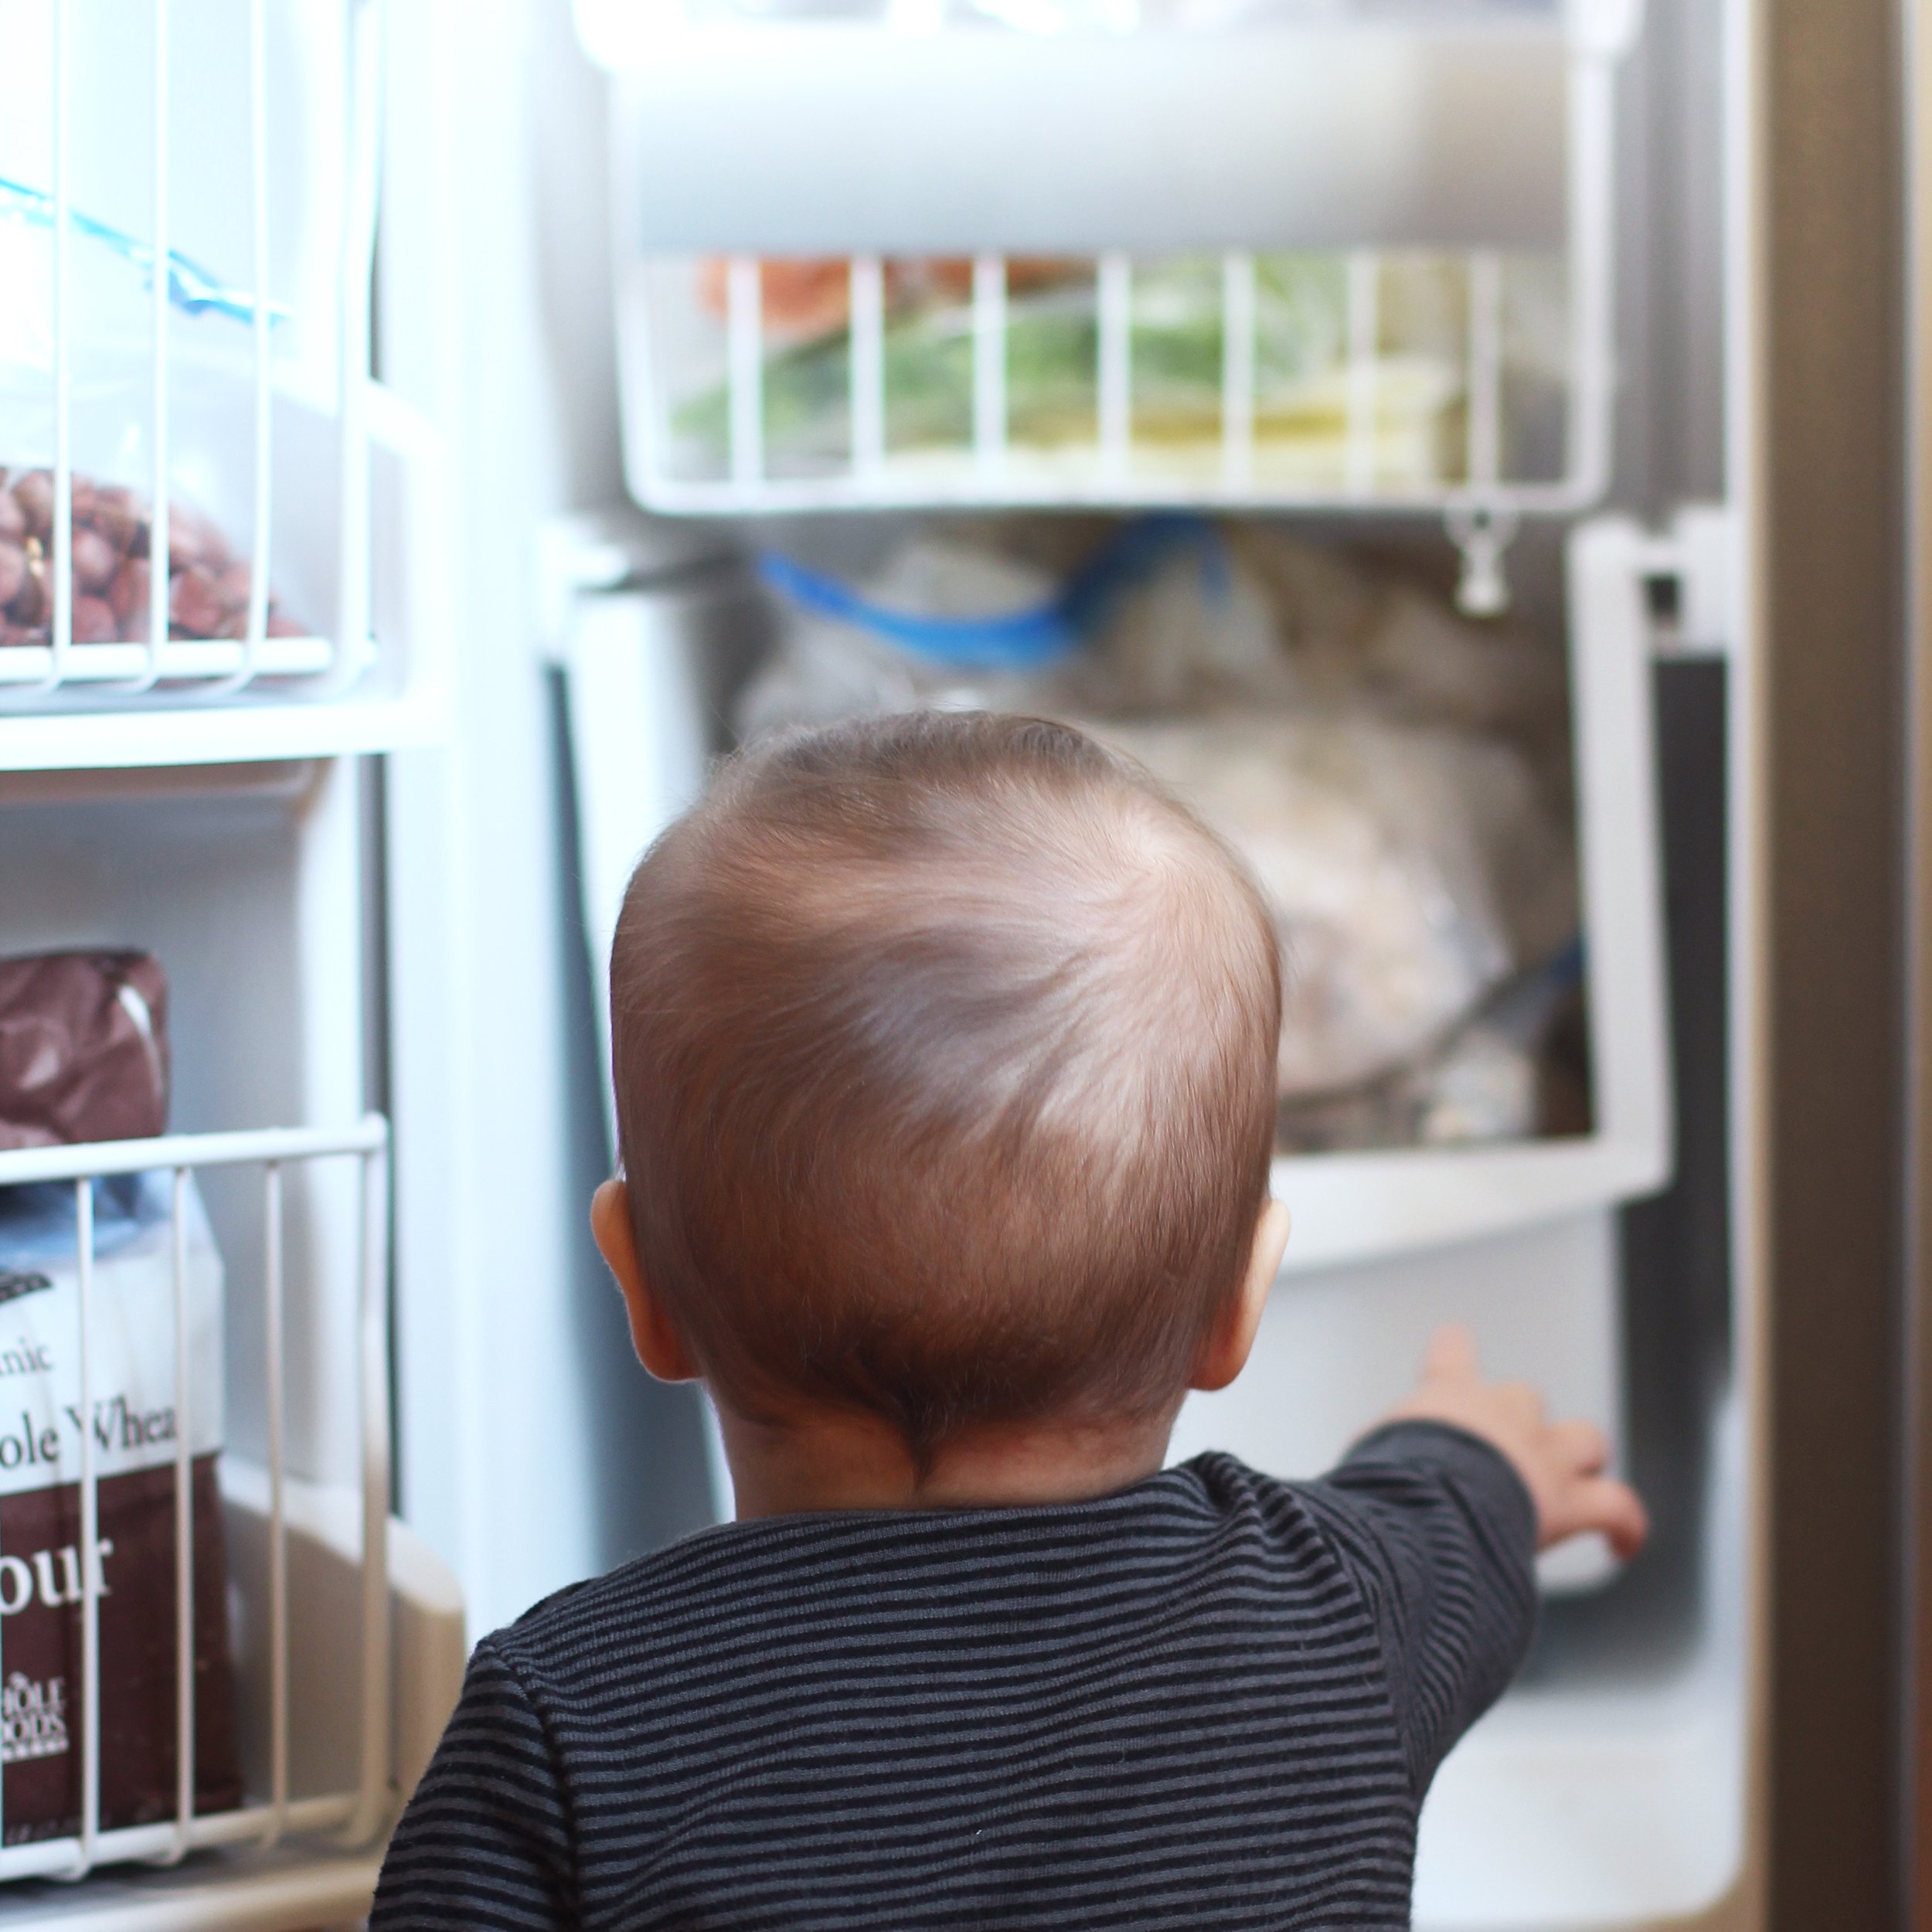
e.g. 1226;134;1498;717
611;711;1281;1460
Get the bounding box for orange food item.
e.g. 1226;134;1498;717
695;254;1092;349
696;257;852;343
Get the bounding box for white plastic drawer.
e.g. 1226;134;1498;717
560;512;1672;1278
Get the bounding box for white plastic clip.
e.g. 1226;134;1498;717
1447;506;1521;619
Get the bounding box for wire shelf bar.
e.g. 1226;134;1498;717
43;0;73;699
138;0;172;699
1219;250;1256;492
74;1175;99;1875
168;1167;193;1866
1097;251;1131;483
263;1161;287;1849
726;257;763;487
849;256;886;481
971;253;1005;485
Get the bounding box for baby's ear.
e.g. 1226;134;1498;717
591;1180;702;1383
1190;1198;1289;1393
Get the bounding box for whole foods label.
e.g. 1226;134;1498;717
0;1461;240;1842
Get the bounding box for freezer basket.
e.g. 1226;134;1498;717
604;5;1628;527
626;246;1601;521
0;0;447;764
0;1120;394;1883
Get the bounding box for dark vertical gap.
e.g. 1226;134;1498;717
360;754;400;1514
1767;0;1910;1920
547;670;717;1565
1912;20;1932;1907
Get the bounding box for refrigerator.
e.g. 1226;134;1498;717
9;0;1897;1921
379;0;1761;1927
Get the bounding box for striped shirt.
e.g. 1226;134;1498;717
372;1423;1536;1930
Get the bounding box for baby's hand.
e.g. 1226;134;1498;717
1379;1325;1649;1560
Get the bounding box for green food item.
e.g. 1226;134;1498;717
1129;256;1222;439
1257;253;1351;415
668;253;1470;470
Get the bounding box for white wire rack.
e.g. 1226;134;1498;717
0;1119;392;1887
631;240;1606;514
0;0;450;764
606;7;1628;608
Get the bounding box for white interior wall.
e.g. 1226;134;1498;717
376;0;704;1637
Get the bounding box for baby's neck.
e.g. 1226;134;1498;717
716;1401;1177;1519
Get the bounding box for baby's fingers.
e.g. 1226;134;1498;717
1422;1325;1481;1385
1549;1475;1649;1560
1549;1417;1611;1477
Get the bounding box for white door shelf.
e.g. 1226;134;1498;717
0;380;451;771
583;2;1642;255
0;0;452;770
0;1122;465;1927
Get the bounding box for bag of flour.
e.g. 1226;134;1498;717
0;1167;240;1845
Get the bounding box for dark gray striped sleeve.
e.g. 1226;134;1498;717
369;1638;575;1931
1295;1420;1539;1797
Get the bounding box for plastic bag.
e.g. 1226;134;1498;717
0;952;171;1151
1083;710;1567;1098
0;1174;241;1842
0;466;304;652
0;947;242;1838
0;187;306;650
664;253;1473;481
738;519;1582;1148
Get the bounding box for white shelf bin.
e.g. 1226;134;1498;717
0;0;452;766
0;378;451;773
560;512;1671;1277
0;1121;464;1926
593;5;1632;519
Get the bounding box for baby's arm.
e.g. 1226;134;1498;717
1378;1325;1648;1560
370;1640;573;1931
1289;1328;1649;1794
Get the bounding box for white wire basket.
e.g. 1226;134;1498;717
624;246;1600;519
0;1117;459;1920
0;0;450;767
599;1;1635;570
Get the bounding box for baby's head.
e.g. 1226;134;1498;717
601;711;1284;1490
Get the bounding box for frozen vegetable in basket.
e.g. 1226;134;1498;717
655;252;1495;485
669;256;1099;471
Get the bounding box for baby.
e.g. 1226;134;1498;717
372;709;1645;1930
